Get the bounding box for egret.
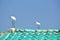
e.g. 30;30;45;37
10;16;16;28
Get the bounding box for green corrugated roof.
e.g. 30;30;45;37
0;29;60;40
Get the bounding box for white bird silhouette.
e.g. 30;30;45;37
36;21;41;26
10;16;16;21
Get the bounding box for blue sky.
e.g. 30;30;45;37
0;0;60;31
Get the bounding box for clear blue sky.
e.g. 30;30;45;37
0;0;60;31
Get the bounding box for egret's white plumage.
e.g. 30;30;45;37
36;21;41;26
10;16;16;21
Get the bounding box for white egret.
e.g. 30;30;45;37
10;16;16;28
36;21;41;29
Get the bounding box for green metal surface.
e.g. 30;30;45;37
0;29;60;40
